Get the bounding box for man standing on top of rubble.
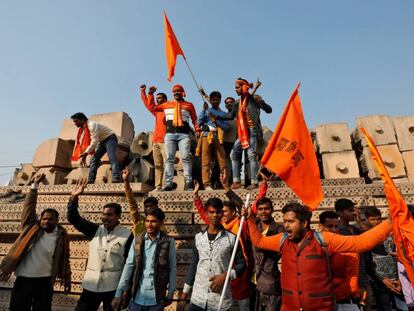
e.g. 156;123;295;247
67;179;133;311
71;112;122;183
0;173;71;311
146;84;199;191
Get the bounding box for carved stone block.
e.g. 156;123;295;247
131;132;153;157
392;116;414;151
360;144;406;179
402;150;414;182
355;115;397;146
12;163;36;186
322;151;360;179
33;138;74;169
315;123;353;154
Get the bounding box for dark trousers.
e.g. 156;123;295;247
129;302;164;310
10;276;53;311
255;291;282;311
370;280;406;311
75;289;115;311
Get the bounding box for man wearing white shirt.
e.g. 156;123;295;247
71;112;121;183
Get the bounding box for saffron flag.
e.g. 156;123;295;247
361;127;414;285
261;83;323;210
164;12;185;82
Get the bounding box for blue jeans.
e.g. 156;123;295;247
129;302;164;311
88;134;121;182
164;133;192;185
230;128;258;184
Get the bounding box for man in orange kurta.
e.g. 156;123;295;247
140;85;167;191
319;211;360;310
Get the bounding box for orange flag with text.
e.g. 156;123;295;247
261;83;323;210
361;127;414;285
164;12;185;82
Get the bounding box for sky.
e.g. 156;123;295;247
0;1;413;184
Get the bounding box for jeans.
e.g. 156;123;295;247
231;128;258;184
88;134;121;182
129;302;164;311
10;276;53;311
336;304;360;311
164;133;192;185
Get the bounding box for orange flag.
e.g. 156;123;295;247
261;83;323;210
361;127;414;285
164;12;185;82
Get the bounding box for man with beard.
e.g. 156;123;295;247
140;85;168;191
0;174;71;311
67;179;133;311
242;202;393;311
147;84;199;191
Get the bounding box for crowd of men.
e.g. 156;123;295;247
1;78;414;310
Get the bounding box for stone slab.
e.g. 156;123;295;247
32;138;74;169
355;115;397;146
392;116;414;151
316;123;353;154
321;151;360;179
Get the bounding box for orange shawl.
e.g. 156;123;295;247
172;84;185;127
71;123;92;161
236;79;253;149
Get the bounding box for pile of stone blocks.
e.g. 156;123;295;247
393;116;414;182
315;123;360;179
353;115;407;182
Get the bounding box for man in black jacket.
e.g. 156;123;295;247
252;197;283;311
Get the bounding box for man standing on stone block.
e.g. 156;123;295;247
67;179;133;311
71;112;121;183
111;207;176;311
140;85;168;191
147;84;199;191
0;173;71;311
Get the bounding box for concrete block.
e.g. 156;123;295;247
392;116;414;151
402;150;414;182
65;168;89;184
33;138;74;169
360;144;406;180
316;123;353;154
37;167;69;185
59;112;135;145
12;163;36;186
322;151;360;179
95;164;112;184
355;115;396;146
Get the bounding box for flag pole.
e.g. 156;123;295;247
182;56;206;103
217;193;250;311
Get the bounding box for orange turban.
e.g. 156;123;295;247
236;78;253;95
172;84;186;97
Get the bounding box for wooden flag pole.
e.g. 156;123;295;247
217;193;250;311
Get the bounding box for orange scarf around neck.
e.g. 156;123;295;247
71;123;93;161
236;79;253;149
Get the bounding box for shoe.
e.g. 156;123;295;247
246;184;258;190
161;185;173;191
204;186;214;191
230;182;241;190
184;182;194;191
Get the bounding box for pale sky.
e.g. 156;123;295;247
1;1;413;183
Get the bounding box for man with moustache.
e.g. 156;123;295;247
67;179;133;311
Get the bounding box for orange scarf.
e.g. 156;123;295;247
71;123;93;161
172;84;185;127
236;79;253;149
222;216;248;262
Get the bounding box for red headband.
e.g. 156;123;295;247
172;84;186;97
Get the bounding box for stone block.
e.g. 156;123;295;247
37;167;69;185
322;151;360;179
402;150;414;182
360;144;406;180
59;112;135;144
355;115;396;146
392;116;414;151
12;163;36;186
33;138;74;169
65;168;89;185
315;123;353;154
131;132;153;157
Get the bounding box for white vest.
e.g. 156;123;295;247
82;224;131;292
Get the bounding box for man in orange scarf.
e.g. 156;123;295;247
147;84;199;191
212;78;272;190
71;112;121;183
